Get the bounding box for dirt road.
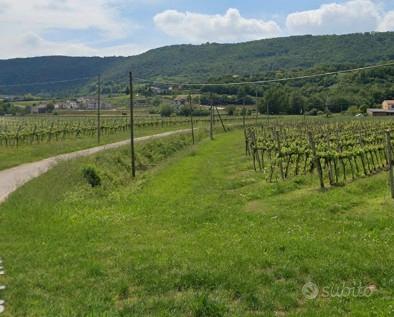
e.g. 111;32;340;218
0;129;192;204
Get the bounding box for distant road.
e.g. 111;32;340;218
0;129;192;204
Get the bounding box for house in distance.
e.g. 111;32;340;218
367;100;394;116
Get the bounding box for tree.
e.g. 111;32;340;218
307;95;325;112
257;98;266;114
288;92;306;115
152;97;161;107
264;87;288;114
237;87;247;105
359;104;368;113
46;102;55;113
160;104;174;117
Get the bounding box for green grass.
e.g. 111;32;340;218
0;130;393;316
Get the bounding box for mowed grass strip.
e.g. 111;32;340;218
0;130;393;316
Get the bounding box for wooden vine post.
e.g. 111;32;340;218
129;71;136;178
274;130;285;180
385;130;394;198
215;106;227;132
255;87;259;125
242;97;246;130
307;131;324;189
209;93;214;140
97;74;101;144
188;94;195;144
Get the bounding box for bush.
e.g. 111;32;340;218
160;104;174;117
347;105;360;115
82;166;101;187
191;109;210;117
178;104;192;116
226;105;236;116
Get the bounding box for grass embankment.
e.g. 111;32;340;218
0;130;393;316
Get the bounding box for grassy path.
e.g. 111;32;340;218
0;131;393;316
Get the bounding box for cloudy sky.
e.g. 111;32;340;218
1;0;394;59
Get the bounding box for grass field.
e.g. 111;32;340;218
0;129;393;316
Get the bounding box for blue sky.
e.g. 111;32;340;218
1;0;394;58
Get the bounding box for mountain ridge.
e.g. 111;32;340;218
1;32;394;95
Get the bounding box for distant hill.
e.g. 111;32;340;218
1;32;394;95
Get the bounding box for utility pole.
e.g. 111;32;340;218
129;72;136;177
210;93;214;140
189;94;195;144
97;74;101;144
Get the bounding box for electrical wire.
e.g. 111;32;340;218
0;76;95;88
134;61;394;87
1;60;393;89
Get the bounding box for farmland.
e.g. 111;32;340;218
0;127;392;316
245;118;394;190
3;2;394;315
1;89;393;317
0;109;258;170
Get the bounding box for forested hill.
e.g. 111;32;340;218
1;32;394;95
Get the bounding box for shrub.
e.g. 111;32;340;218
160;104;174;117
226;105;236;116
82;166;101;187
347;105;360;115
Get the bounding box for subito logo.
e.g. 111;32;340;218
302;282;319;300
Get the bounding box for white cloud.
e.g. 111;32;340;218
2;1;394;59
0;0;146;58
286;0;382;35
378;10;394;31
0;0;130;39
153;8;281;43
0;32;150;58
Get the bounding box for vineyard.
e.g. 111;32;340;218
0;115;253;147
245;118;394;189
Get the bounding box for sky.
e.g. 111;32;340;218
1;0;394;59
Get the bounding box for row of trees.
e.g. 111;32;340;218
0;101;30;116
153;66;394;115
0;101;55;116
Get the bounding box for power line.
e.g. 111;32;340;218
135;61;394;87
0;76;95;88
1;60;394;89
